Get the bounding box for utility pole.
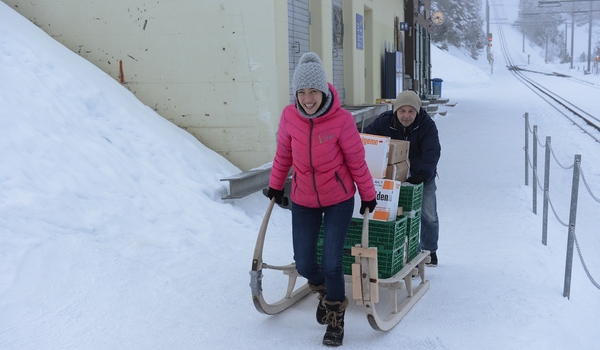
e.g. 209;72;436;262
587;1;593;73
486;0;490;36
538;0;599;73
486;0;494;71
570;10;575;69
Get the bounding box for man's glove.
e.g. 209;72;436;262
267;187;285;205
360;198;377;215
406;173;427;185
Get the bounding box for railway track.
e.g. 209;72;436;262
491;1;600;143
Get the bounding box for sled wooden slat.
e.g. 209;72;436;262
351;263;363;304
351;246;378;259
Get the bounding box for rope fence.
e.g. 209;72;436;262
523;112;599;299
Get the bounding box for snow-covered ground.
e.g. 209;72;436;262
1;1;598;349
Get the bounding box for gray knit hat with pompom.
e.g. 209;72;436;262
292;52;329;94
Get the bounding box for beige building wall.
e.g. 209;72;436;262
309;0;333;76
3;0;404;171
342;0;404;105
3;0;288;171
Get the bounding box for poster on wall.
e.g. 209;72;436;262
396;51;403;93
356;14;363;50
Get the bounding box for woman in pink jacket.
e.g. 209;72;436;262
267;52;376;347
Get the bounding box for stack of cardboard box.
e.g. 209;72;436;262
386;140;410;183
359;133;389;179
351;134;410;222
317;133;415;278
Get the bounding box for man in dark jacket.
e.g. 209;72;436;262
364;90;441;266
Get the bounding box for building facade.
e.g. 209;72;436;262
3;0;431;171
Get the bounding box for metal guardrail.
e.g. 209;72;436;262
220;168;271;200
347;104;391;132
523;112;599;299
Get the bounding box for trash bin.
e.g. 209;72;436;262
431;78;443;97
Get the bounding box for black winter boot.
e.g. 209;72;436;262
308;282;327;325
322;297;349;347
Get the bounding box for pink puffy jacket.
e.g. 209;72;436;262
269;83;376;208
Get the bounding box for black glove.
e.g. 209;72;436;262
360;198;377;215
267;187;285;205
406;173;427;185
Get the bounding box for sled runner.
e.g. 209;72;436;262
249;198;430;330
249;198;311;314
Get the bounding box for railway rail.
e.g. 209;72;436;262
491;1;600;143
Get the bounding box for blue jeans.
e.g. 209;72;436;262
419;179;439;253
291;197;354;302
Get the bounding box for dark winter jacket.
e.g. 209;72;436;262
364;108;441;183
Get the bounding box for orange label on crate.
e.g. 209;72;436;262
381;180;394;190
372;210;389;221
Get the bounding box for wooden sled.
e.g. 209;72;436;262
249;201;430;330
349;209;430;331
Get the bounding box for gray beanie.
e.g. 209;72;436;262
394;90;422;112
292;52;329;94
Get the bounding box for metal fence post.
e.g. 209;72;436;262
563;154;581;300
542;136;551;245
524;113;529;186
532;125;538;214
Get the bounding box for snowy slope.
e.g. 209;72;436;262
1;1;598;349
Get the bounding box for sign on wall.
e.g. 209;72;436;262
356;14;363;50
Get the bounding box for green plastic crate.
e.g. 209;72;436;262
317;216;408;278
345;216;407;252
408;244;419;262
318;216;407;252
317;244;405;279
399;183;423;211
405;209;421;240
377;246;405;278
407;235;419;262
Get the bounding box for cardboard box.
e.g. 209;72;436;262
352;178;401;222
360;133;390;179
388;140;410;164
375;99;395;107
386;161;409;182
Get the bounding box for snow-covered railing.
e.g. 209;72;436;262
523;112;600;299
